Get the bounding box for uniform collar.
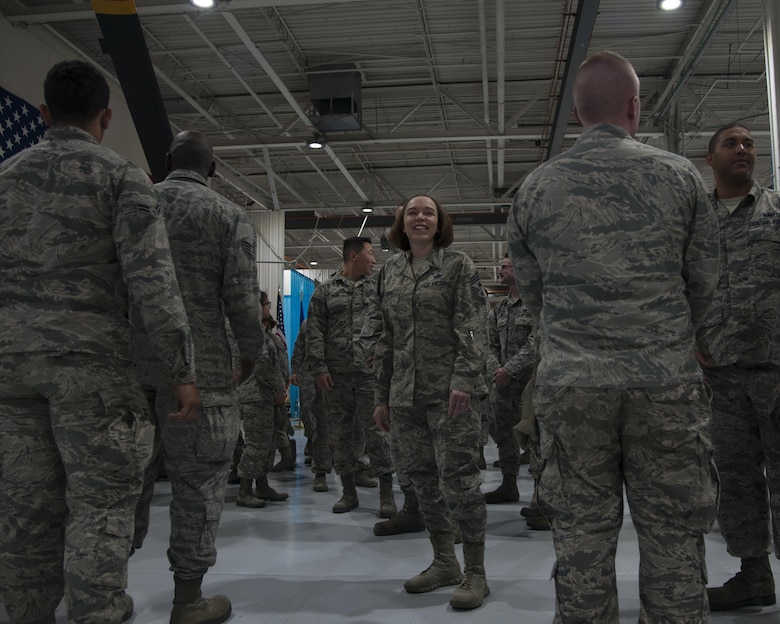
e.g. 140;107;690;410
164;169;210;186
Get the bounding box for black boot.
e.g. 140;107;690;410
708;555;776;611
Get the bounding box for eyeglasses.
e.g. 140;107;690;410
262;301;271;307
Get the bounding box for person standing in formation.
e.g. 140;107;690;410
507;51;719;622
484;254;536;505
700;123;780;612
306;237;396;517
133;130;265;624
0;60;200;624
373;195;490;610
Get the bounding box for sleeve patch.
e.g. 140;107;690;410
241;240;255;259
470;272;486;304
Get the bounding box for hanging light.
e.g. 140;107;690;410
362;205;373;214
189;0;216;8
307;135;324;149
310;260;318;266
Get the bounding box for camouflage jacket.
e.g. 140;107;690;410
306;271;375;376
135;168;264;391
698;182;780;366
373;247;487;407
507;123;719;388
486;294;536;382
291;318;312;377
0;126;195;384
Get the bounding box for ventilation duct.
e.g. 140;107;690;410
309;64;362;132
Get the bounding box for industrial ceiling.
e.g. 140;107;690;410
2;0;774;285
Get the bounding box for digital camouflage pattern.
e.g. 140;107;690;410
374;247;487;543
0;126;194;623
535;384;717;623
0;127;195;381
373;247;487;407
701;184;780;561
134;168;263;390
291;320;329;473
134;167;264;581
507;123;719;389
306;273;392;477
507;123;720;623
486;294;536;475
236;325;286;478
698;183;780;367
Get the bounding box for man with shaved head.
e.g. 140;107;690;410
134;130;265;624
507;51;720;622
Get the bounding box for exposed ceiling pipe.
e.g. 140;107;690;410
495;0;506;191
545;0;600;160
650;0;737;121
477;0;494;194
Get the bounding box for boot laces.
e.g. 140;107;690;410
460;571;477;589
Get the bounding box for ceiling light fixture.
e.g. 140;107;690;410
657;0;684;10
189;0;216;8
307;135;324;149
362;205;373;214
310;260;318;266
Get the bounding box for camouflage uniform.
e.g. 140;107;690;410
267;326;293;459
306;273;392;478
291;320;330;473
235;326;286;478
0;127;195;624
134;168;264;582
507;123;720;623
698;182;780;560
485;295;535;475
374;247;487;542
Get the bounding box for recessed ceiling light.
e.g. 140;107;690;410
657;0;684;11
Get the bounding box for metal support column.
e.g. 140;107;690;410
764;0;780;188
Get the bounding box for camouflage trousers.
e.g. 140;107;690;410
273;404;293;452
535;383;717;624
236;393;276;478
0;353;153;624
706;364;780;559
321;372;392;477
489;376;530;476
309;386;333;474
150;386;239;580
298;372;315;439
391;402;486;543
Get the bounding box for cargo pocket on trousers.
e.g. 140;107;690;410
89;513;133;590
194;404;241;463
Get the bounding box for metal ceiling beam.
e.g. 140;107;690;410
221;10;370;203
4;0;372;24
546;0;600;160
90;0;172;181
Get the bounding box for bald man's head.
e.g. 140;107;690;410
573;51;640;135
167;130;215;178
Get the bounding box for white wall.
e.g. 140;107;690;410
0;13;149;170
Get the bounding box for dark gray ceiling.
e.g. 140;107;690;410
3;0;773;284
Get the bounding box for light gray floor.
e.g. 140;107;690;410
4;428;780;623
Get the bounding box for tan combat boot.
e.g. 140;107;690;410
450;543;490;610
332;473;359;513
255;474;289;501
312;472;328;492
708;555;776;611
374;490;426;536
378;475;397;518
170;576;232;624
404;532;463;593
484;474;519;503
236;479;265;508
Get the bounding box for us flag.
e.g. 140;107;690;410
0;86;47;164
276;288;286;337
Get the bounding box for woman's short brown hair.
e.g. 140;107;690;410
387;195;454;251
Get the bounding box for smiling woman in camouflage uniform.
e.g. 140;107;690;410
372;195;489;611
